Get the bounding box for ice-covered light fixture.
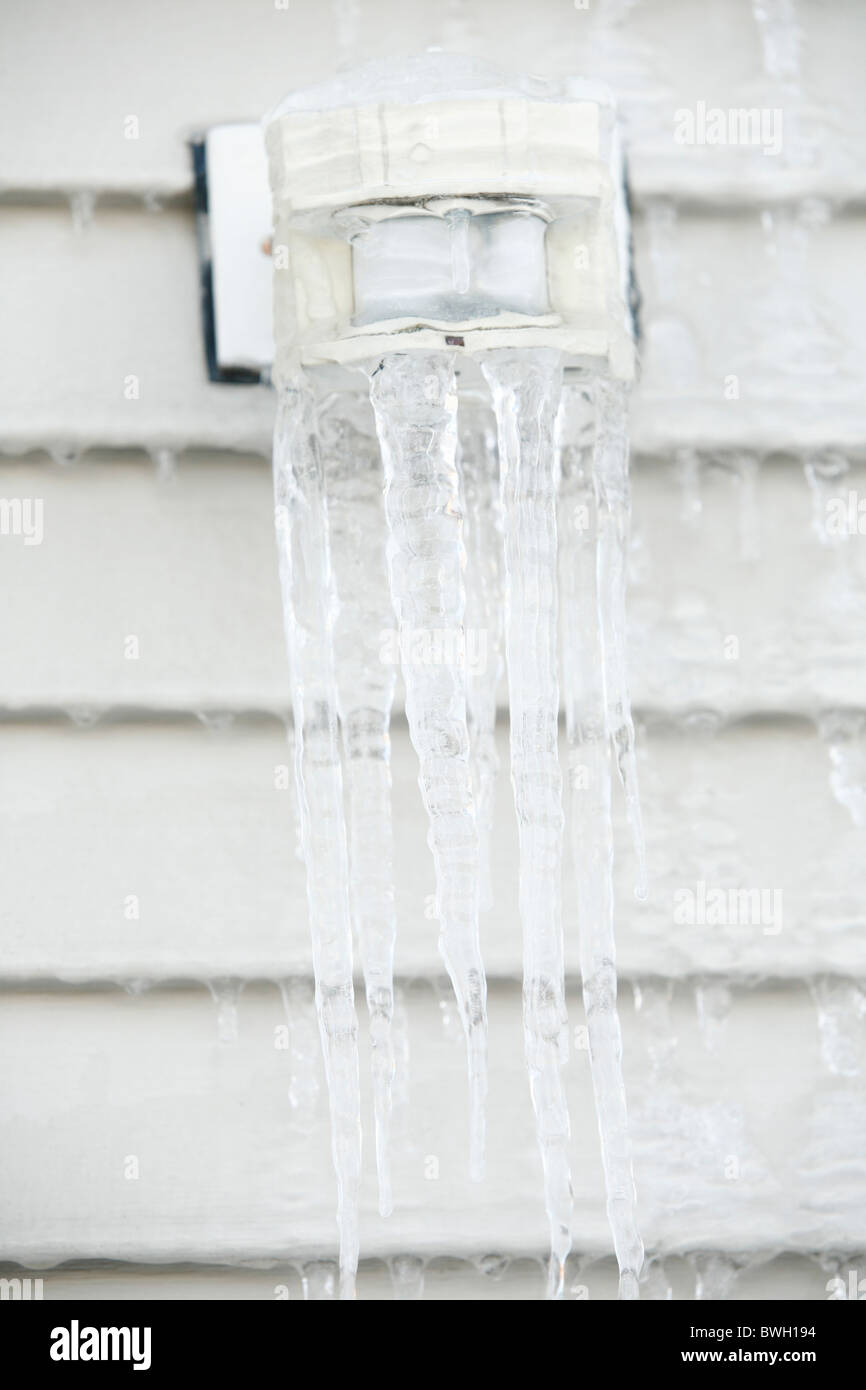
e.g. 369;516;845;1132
265;55;636;377
261;56;644;1305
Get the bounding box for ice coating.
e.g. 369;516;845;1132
273;382;362;1299
594;377;647;900
558;373;643;1300
322;390;399;1216
482;348;573;1298
267;52;615;122
368;351;489;1182
459;401;504;911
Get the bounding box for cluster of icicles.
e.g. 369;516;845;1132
272;347;646;1300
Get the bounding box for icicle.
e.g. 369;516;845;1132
122;978;150;998
389;1255;425;1300
48;443;83;469
273;382;361;1301
692;1252;739;1301
642;1257;673;1300
68;190;96;235
208;979;241;1043
750;0;814;172
459;405;504;911
751;200;839;383
151;445;178;484
368;352;488;1182
482;348;572;1300
752;0;803;84
321;392;399;1219
278;978;321;1126
558;373;643;1302
804;451;851;547
434;974;465;1046
279;714;305;864
733;451;761;562
818;711;866;828
695;978;732;1055
478;1252;509;1283
810;976;865;1078
390;984;412;1142
632;977;677;1074
594;376;647;900
195;711;235;735
66;704;103;728
674;450;702;531
301;1261;338;1301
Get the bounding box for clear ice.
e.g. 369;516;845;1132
482;348;573;1298
558;374;643;1300
459;403;504;912
368;352;489;1181
272;353;645;1296
594;377;647;901
273;382;362;1300
321;390;399;1217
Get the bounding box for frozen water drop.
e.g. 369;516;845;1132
369;352;488;1186
208;979;241;1043
68;190;96;235
389;1255;425;1300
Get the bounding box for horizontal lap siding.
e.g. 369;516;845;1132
0;982;860;1265
0;453;864;713
0;719;862;984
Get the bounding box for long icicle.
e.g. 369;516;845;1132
558;373;643;1301
482;348;573;1300
322;393;399;1218
460;406;504;912
368;352;488;1181
594;376;647;900
273;382;361;1300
